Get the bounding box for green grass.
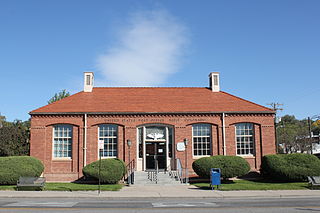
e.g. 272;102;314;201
192;179;310;191
45;183;123;191
0;185;16;191
0;183;122;191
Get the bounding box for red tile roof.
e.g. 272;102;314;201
30;87;273;114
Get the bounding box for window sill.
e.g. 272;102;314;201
100;156;117;159
193;155;211;159
52;158;72;161
237;155;255;159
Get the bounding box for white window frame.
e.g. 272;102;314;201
235;123;255;156
98;124;118;159
52;124;72;160
192;124;212;158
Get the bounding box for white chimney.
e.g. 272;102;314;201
84;72;94;92
209;72;220;92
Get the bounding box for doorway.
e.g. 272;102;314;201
136;125;173;171
146;142;166;170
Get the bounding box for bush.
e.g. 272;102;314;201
192;155;250;179
261;153;320;182
82;158;126;184
0;156;44;185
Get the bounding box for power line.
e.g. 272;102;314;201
267;103;284;113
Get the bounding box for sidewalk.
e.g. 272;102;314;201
1;185;320;198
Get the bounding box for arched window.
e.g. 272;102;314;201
99;124;118;158
192;124;211;156
235;123;254;155
53;124;72;158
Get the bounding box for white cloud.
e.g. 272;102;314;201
96;9;189;86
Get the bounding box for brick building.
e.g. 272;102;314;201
30;72;275;182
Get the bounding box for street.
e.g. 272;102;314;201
0;197;319;212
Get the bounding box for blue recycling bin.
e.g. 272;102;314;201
210;168;221;190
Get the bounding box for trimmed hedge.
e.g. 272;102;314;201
82;158;126;184
261;153;320;182
0;156;44;185
192;155;250;179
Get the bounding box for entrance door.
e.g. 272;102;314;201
146;142;166;170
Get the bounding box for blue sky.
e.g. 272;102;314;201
1;0;319;121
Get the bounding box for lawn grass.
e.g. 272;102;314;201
0;185;16;191
0;183;123;191
192;179;310;191
44;183;123;191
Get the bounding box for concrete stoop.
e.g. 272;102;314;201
133;171;182;185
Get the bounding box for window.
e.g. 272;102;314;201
86;75;91;85
99;124;117;157
236;123;254;155
53;125;72;158
193;124;211;156
213;75;218;86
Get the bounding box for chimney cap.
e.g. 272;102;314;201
209;71;219;76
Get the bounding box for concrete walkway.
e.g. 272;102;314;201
1;185;320;198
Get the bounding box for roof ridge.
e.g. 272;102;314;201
220;91;273;112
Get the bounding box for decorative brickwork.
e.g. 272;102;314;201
30;113;275;182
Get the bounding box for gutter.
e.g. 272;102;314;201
83;114;87;167
222;113;227;156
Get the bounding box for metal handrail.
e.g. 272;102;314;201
176;158;183;183
125;159;135;185
147;159;159;183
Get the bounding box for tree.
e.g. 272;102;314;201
0;119;30;156
277;115;314;153
48;89;70;104
0;113;5;128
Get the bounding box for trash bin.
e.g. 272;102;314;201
210;168;221;190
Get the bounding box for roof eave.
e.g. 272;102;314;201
29;111;275;116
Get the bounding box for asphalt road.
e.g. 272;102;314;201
0;197;319;212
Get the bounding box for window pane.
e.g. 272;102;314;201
53;125;72;158
99;124;118;158
235;123;254;155
193;124;211;156
146;126;165;140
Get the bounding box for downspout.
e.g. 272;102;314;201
222;113;226;156
83;113;87;167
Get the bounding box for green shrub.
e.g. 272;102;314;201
192;155;250;179
0;156;44;185
82;158;126;184
261;153;320;182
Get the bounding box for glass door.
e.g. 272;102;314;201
145;142;166;170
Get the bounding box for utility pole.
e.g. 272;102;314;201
267;103;283;153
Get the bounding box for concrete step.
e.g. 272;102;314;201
133;171;182;185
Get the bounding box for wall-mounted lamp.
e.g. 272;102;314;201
184;138;188;147
127;139;132;148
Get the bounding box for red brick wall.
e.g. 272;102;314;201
30;113;275;182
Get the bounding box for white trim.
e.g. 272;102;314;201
52;157;72;161
83;114;87;166
222;113;226;155
143;126;146;170
192;124;212;157
97;124;118;159
235;123;255;156
166;126;170;170
52;124;73;159
140;125;173;171
136;127;143;171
